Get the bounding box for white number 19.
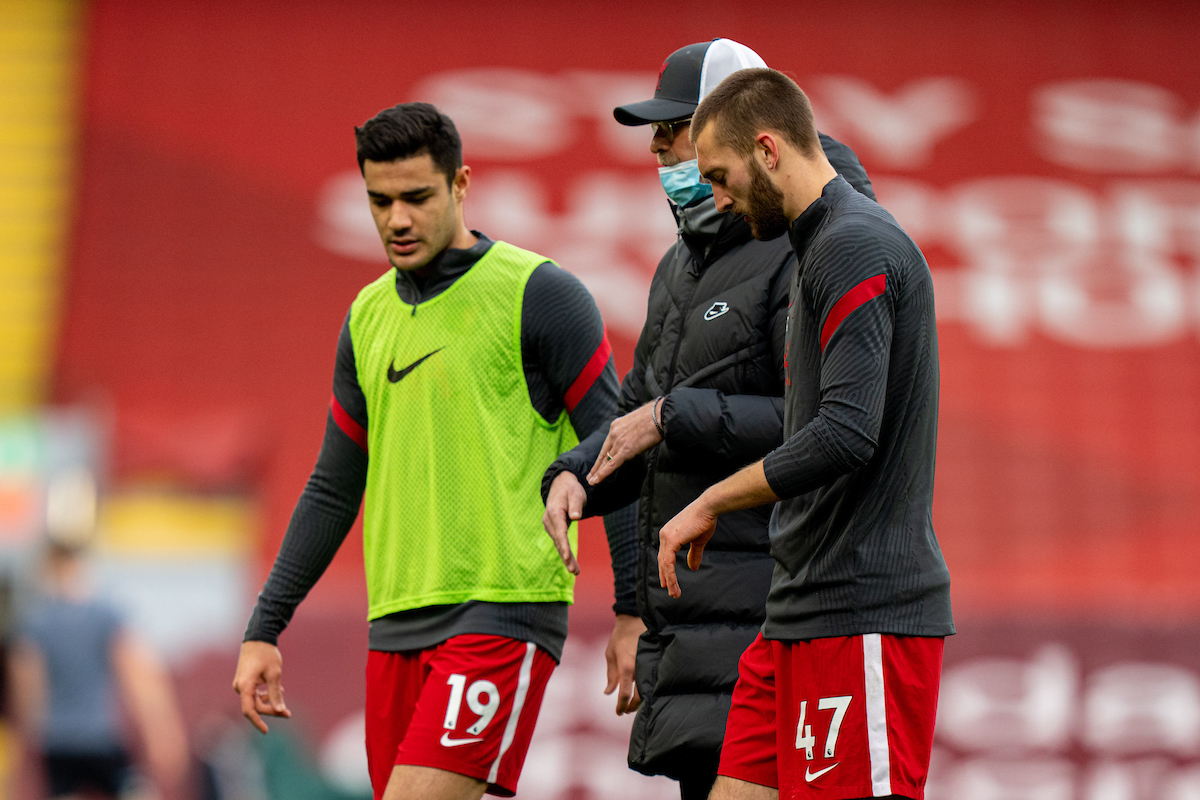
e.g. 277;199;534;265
443;674;500;735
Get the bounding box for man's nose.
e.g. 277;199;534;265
713;186;734;213
387;201;412;231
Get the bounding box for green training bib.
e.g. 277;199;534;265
350;241;578;619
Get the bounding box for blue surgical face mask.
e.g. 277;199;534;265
658;159;714;208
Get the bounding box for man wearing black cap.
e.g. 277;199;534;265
541;39;876;800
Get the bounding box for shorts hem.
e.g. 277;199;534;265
394;758;516;797
797;781;924;800
879;782;923;800
715;767;778;791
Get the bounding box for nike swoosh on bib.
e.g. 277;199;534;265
440;732;484;747
388;348;444;383
805;763;839;782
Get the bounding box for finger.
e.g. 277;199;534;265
557;518;580;576
542;506;567;558
604;646;619;696
265;672;290;717
626;683;643;713
556;513;580;575
615;677;633;714
567;488;584;521
254;686;282;716
616;657;638;714
587;432;618;483
238;683;268;734
686;522;716;572
544;506;580;575
658;537;682;599
589;446;628;486
253;689;291;720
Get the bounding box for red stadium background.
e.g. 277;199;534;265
46;1;1200;797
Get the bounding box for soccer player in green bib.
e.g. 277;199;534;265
232;103;636;800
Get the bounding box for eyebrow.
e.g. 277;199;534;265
368;186;436;201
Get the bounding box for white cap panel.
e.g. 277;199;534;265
699;38;769;103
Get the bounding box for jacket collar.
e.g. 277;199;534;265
395;231;492;306
788;175;851;260
676;195;724;239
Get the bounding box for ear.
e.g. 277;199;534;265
453;165;471;201
755;132;781;171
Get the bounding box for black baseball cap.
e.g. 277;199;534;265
613;38;768;126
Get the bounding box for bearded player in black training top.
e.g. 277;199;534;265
658;69;953;800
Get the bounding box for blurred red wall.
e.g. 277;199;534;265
55;0;1200;623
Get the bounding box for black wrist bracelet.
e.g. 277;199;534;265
651;396;666;438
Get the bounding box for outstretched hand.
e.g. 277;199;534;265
658;461;778;599
232;640;291;734
587;399;663;486
658;497;718;599
543;471;586;575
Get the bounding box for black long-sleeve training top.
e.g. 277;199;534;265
762;176;954;641
243;233;635;660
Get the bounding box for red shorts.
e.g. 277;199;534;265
364;634;556;798
719;633;943;799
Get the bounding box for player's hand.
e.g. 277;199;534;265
232;640;291;734
604;614;646;715
543;471;586;575
658;497;718;599
588;399;664;486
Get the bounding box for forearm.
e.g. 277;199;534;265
245;414;365;643
602;501;638;616
697;460;780;516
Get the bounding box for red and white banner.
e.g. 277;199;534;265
55;2;1200;796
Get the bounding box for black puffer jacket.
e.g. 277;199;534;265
543;135;874;779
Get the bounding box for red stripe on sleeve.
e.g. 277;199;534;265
564;326;613;412
820;274;887;352
330;393;368;452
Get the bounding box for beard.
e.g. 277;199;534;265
739;157;791;241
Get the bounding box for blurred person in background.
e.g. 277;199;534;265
232;102;633;800
657;68;952;800
541;39;875;800
9;536;188;800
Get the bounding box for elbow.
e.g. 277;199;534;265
821;417;877;471
844;437;876;469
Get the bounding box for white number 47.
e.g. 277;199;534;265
795;695;852;760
